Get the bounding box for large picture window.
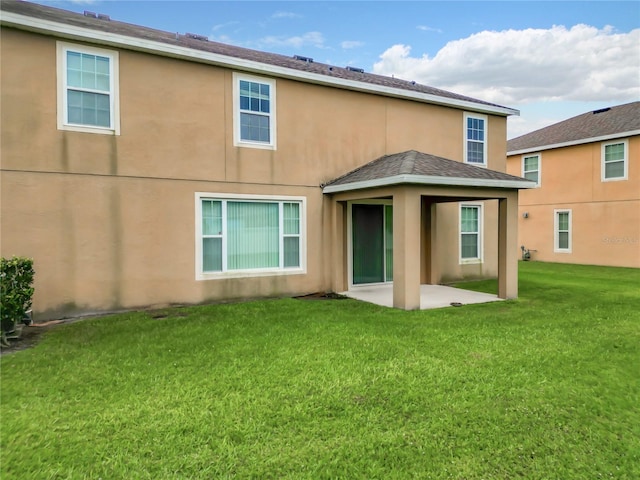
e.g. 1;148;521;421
197;194;304;279
57;42;119;134
233;73;276;149
464;113;487;166
602;140;628;181
460;204;483;263
554;209;572;253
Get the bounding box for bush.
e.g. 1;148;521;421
1;256;35;337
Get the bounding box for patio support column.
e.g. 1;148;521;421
498;191;519;299
393;187;421;310
330;200;347;293
428;202;440;285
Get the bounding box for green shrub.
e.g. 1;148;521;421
1;256;35;335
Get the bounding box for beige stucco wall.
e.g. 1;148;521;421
506;137;640;267
1;28;512;318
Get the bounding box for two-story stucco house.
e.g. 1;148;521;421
507;102;639;268
1;1;533;319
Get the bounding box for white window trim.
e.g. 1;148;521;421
232;72;277;150
463;112;488;167
195;192;305;280
459;202;484;264
601;139;628;182
56;41;120;135
522;153;541;187
554;209;572;253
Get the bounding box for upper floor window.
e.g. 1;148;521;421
57;42;119;135
196;193;304;280
233;73;276;149
464;113;487;166
602;140;628;181
460;203;483;263
522;153;541;186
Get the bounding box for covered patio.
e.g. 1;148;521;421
340;283;502;309
323;150;535;310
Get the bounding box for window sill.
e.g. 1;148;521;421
460;258;483;265
234;140;276;150
59;123;119;136
197;267;305;281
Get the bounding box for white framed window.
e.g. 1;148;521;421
459;203;483;263
195;193;305;280
554;209;572;253
522;153;541;186
233;73;276;150
601;140;628;181
464;112;487;166
57;42;120;135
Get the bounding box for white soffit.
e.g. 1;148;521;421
1;11;519;117
322;174;536;194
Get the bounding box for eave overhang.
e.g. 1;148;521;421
508;129;640;156
322;174;536;194
1;10;519;117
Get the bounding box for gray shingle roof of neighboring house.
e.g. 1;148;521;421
507;101;640;154
323;150;536;193
0;0;515;115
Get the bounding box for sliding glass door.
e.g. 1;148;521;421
352;204;393;285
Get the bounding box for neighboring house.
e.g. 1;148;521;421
1;1;532;319
507;102;640;268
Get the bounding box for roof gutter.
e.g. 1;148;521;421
508;129;640;155
322;174;536;194
1;11;519;117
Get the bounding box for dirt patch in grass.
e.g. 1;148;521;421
0;320;65;356
294;292;348;301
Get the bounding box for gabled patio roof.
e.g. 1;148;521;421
322;150;535;193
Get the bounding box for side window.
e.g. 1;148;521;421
196;194;304;279
57;42;119;135
522;153;541;186
602;140;628;181
460;203;483;263
554;209;572;253
464;113;487;166
233;73;276;149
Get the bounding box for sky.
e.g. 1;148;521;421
31;1;640;139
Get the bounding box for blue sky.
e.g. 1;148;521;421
34;1;640;138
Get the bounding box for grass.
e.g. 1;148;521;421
1;262;639;479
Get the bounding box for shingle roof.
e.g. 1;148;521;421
1;0;514;114
323;150;535;193
507;101;640;153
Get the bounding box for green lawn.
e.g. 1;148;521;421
1;262;639;479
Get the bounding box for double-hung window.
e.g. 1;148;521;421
522;153;541;186
554;209;572;253
233;73;276;149
57;42;119;134
460;204;483;263
602;140;628;181
197;194;304;279
464;113;487;166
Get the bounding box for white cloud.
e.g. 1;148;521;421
211;21;239;32
417;25;442;33
271;11;302;20
259;31;325;49
373;25;640;106
341;40;364;49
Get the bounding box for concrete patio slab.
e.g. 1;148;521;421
340;284;502;310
